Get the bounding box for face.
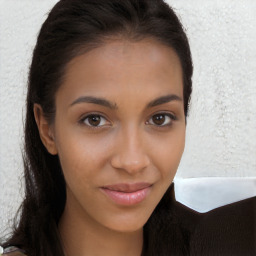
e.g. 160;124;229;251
37;39;185;233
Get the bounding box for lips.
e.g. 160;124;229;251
100;182;152;206
102;182;151;193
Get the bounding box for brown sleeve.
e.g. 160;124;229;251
189;196;256;256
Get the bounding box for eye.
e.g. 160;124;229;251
81;114;109;127
147;113;176;126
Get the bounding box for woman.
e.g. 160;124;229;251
1;0;255;256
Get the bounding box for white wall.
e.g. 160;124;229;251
0;0;255;236
169;0;256;178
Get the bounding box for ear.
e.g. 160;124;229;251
33;104;58;155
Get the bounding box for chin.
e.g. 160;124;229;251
102;211;151;234
107;222;144;234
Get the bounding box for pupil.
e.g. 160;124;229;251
153;114;165;125
89;115;101;126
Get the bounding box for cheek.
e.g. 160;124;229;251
149;127;185;179
54;126;113;186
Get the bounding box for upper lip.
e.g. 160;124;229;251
102;182;152;193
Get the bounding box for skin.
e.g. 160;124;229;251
34;38;185;256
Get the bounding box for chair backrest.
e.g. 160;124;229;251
174;177;256;213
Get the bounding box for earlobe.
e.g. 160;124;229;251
33;104;58;155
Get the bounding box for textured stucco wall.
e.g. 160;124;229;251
0;1;255;236
170;0;256;178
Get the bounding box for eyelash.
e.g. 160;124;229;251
79;113;110;130
79;112;177;130
146;112;177;127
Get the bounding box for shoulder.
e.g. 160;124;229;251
1;246;27;256
189;196;256;256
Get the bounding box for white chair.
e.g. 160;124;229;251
174;177;256;213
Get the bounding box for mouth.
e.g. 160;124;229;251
100;182;152;206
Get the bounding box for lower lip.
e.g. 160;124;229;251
100;187;151;206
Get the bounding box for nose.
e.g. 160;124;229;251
110;128;150;175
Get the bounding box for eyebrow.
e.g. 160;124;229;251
70;96;117;109
146;94;182;108
70;94;182;109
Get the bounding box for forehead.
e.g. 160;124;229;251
58;39;183;105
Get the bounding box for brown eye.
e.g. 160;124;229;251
152;114;166;125
83;115;108;127
147;113;175;126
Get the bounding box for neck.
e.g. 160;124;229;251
58;196;144;256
